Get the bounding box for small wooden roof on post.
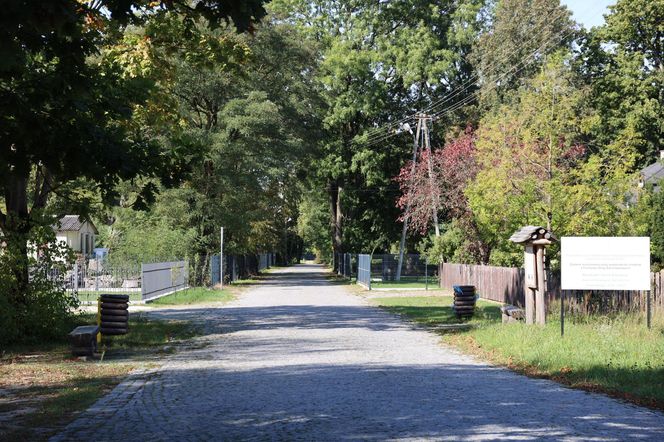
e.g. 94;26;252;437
508;225;557;246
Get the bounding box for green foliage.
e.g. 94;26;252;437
578;0;663;168
0;1;269;338
297;190;333;262
0;225;78;346
471;0;577;104
271;0;488;259
419;220;477;265
466;56;642;266
92;19;322;278
98;191;196;266
651;190;664;267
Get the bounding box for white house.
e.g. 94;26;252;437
638;150;664;191
54;215;98;258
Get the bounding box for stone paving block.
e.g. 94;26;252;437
52;264;664;441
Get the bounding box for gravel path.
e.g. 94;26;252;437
52;264;664;441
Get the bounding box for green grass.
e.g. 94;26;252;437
76;290;142;303
372;295;499;324
148;287;234;305
231;278;260;285
371;295;664;410
371;278;441;290
1;313;200;441
262;266;288;273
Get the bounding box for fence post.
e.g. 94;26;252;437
647;288;652;329
561;289;565;336
140;263;145;301
425;258;428;291
74;261;79;293
95;258;99;292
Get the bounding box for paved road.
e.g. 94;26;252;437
53;264;664;441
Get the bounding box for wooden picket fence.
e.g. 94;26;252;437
440;263;664;314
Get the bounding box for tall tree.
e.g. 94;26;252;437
270;0;486;261
466;55;640;266
577;0;663;168
471;0;577;105
0;1;265;307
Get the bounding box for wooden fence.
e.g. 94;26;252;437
440;263;664;314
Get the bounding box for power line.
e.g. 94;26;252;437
359;3;601;149
362;23;571;148
359;6;575;145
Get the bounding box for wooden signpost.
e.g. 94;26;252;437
509;226;557;325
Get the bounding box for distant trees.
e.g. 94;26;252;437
466;56;638;266
0;0;266;343
471;0;577;103
579;0;663;167
393;0;662;268
270;0;487;261
96;19;323;282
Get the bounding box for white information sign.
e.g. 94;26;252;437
561;237;650;290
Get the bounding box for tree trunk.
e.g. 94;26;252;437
3;170;31;306
194;250;207;286
328;181;343;271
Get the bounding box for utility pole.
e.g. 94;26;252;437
421;114;440;237
396;113;440;280
396;119;421;281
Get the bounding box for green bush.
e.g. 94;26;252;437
0;226;79;346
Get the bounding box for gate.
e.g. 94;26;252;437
142;260;188;301
210;254;221;286
357;254;371;289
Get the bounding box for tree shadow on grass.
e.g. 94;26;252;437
380;303;502;328
0;373;130;442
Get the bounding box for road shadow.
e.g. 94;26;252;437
77;362;664;441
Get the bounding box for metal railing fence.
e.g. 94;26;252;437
209;252;276;286
47;259;142;303
335;253;355;279
349;253;438;290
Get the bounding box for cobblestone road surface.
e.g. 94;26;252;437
52;264;664;441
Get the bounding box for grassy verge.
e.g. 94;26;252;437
76;290;142;303
371;295;664;410
148;287;234;306
261;266;288;273
0;313;199;441
371;278;441;290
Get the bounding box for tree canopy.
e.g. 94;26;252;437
2;0;663;344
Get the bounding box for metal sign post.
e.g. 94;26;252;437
220;227;224;289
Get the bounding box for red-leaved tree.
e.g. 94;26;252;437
395;126;479;234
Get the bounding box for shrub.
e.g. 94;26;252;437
0;226;79;346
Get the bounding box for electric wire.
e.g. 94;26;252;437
359;3;602;149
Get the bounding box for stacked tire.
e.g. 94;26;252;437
453;285;476;319
99;294;129;335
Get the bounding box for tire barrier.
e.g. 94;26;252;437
453;285;477;319
99;294;129;336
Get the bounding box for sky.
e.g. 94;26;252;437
560;0;615;29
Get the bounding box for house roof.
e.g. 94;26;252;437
509;225;557;244
641;161;664;185
55;215;98;234
509;226;544;244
